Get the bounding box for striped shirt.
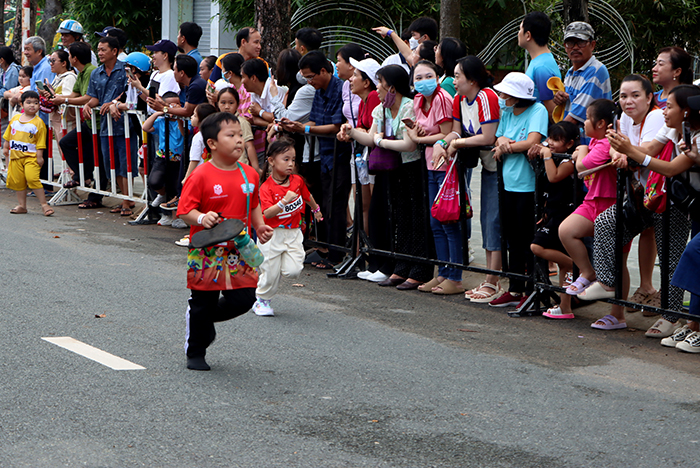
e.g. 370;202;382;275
563;55;611;124
3;114;47;160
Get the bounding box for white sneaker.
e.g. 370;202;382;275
171;218;187;229
151;194;165;208
253;298;274;316
157;214;172;226
175;235;190;247
661;324;694;348
357;270;372;280
468;243;475;264
366;271;389;283
676;331;700;353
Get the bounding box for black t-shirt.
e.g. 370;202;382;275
185;75;207;106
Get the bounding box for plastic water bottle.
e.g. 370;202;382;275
355;153;369;185
233;230;264;267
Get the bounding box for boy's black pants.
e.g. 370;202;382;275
185;288;255;358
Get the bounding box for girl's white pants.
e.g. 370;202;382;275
255;227;305;300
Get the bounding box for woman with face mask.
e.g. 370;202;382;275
341;65;433;290
407;60;462;295
488;72;549;309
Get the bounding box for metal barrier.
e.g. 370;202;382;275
300;131;698;322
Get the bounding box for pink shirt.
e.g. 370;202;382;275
414;86;453;171
580;137;615;200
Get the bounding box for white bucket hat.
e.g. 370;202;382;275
349;57;381;87
493;72;535;100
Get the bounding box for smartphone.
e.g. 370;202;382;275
35;81;45;91
683;121;693;147
126;68;136;81
433;156;445;170
148;86;157;100
206;82;215;94
612;112;618;133
401;118;415;129
274;118;282;123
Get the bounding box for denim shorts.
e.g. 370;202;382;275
480;169;501;251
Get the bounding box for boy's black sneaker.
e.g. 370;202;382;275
191;219;244;248
187;356;211;371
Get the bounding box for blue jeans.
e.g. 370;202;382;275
428;170;463;281
672;229;700;316
480;169;501;251
101;132;139;179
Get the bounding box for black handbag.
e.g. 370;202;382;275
670;171;700;222
622;172;649;232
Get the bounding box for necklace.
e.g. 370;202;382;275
272;174;290;185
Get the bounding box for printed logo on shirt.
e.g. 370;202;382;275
10;140;35;153
277;195;303;218
213;184;223;195
241;183;256;194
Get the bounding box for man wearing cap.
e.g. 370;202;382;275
141;39;181;110
58;20;98;66
552;21;611;128
96;27;128;61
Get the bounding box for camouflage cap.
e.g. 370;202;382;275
564;22;595;42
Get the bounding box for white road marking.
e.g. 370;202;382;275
41;337;145;370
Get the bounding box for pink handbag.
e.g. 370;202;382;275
431;157;461;223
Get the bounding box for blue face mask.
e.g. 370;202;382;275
498;97;513;110
414;78;438;97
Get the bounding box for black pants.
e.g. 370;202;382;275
60;124;106;202
367;170;396;274
185;288;255;358
150;157;180;199
300;159;323;240
320;155;351;262
502;190;535;294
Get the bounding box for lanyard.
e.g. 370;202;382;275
237;161;251;227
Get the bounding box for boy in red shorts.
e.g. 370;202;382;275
177;112;273;371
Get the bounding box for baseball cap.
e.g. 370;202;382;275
146;39;178;57
563;22;595;42
349;57;381;86
95;26;116;37
493;72;535;100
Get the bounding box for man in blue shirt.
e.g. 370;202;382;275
552;22;611;128
84;36;138;215
280;50;351;264
178;22;203;68
24;36;55;191
518;11;561;120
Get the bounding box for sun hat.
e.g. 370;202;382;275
493;72;535;100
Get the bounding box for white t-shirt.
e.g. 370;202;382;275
189;132;206;165
620;108;664;186
147;69;180;113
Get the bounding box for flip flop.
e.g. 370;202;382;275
110;206;122;213
542;306;574;319
432;280;464;295
191;218;245;248
78;200;103;209
10;206;27;214
565;275;593;295
120;208;133;216
591;314;627;330
577;281;615;301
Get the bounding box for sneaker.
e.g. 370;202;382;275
171;218;187;229
366;271;389;283
175;235;190;247
468;242;475;264
676;331;700;353
661;325;694;348
357;270;373;280
489;291;522;308
157;213;172;226
253;298;274;316
160;196;179;210
516;294;534;311
150;194;165;208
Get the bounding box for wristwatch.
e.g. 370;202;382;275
163;106;169;115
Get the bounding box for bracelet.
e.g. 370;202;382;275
277;201;286;210
259;109;265;118
304;125;310;134
641;154;652;167
437;139;448;149
543;157;552;161
450;131;461;139
312;205;321;213
65;97;68;104
197;213;205;226
387;30;393;37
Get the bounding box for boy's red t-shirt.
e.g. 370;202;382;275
259;174;311;229
177;161;260;291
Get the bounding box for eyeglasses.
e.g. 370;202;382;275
564;39;590;50
48;58;56;64
303;73;317;83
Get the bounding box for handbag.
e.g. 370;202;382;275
368;110;401;173
431;156;465;223
643;140;674;213
670;171;700;222
622;171;649;232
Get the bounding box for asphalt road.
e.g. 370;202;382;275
1;190;699;468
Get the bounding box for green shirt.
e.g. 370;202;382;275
73;63;98;129
440;76;456;98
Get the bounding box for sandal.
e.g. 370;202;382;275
642;291;661;316
418;278;442;293
627;287;654;312
42;205;54;217
10;206;27;214
566;275;593;295
120;208;133;216
645;318;680;338
432;280;464;295
63;180;80;189
577;281;615;301
313;258;335;270
78;200;103;209
591;314;627;330
464;282;486;298
542;306;574;320
110;206;122;213
469;282;503;303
